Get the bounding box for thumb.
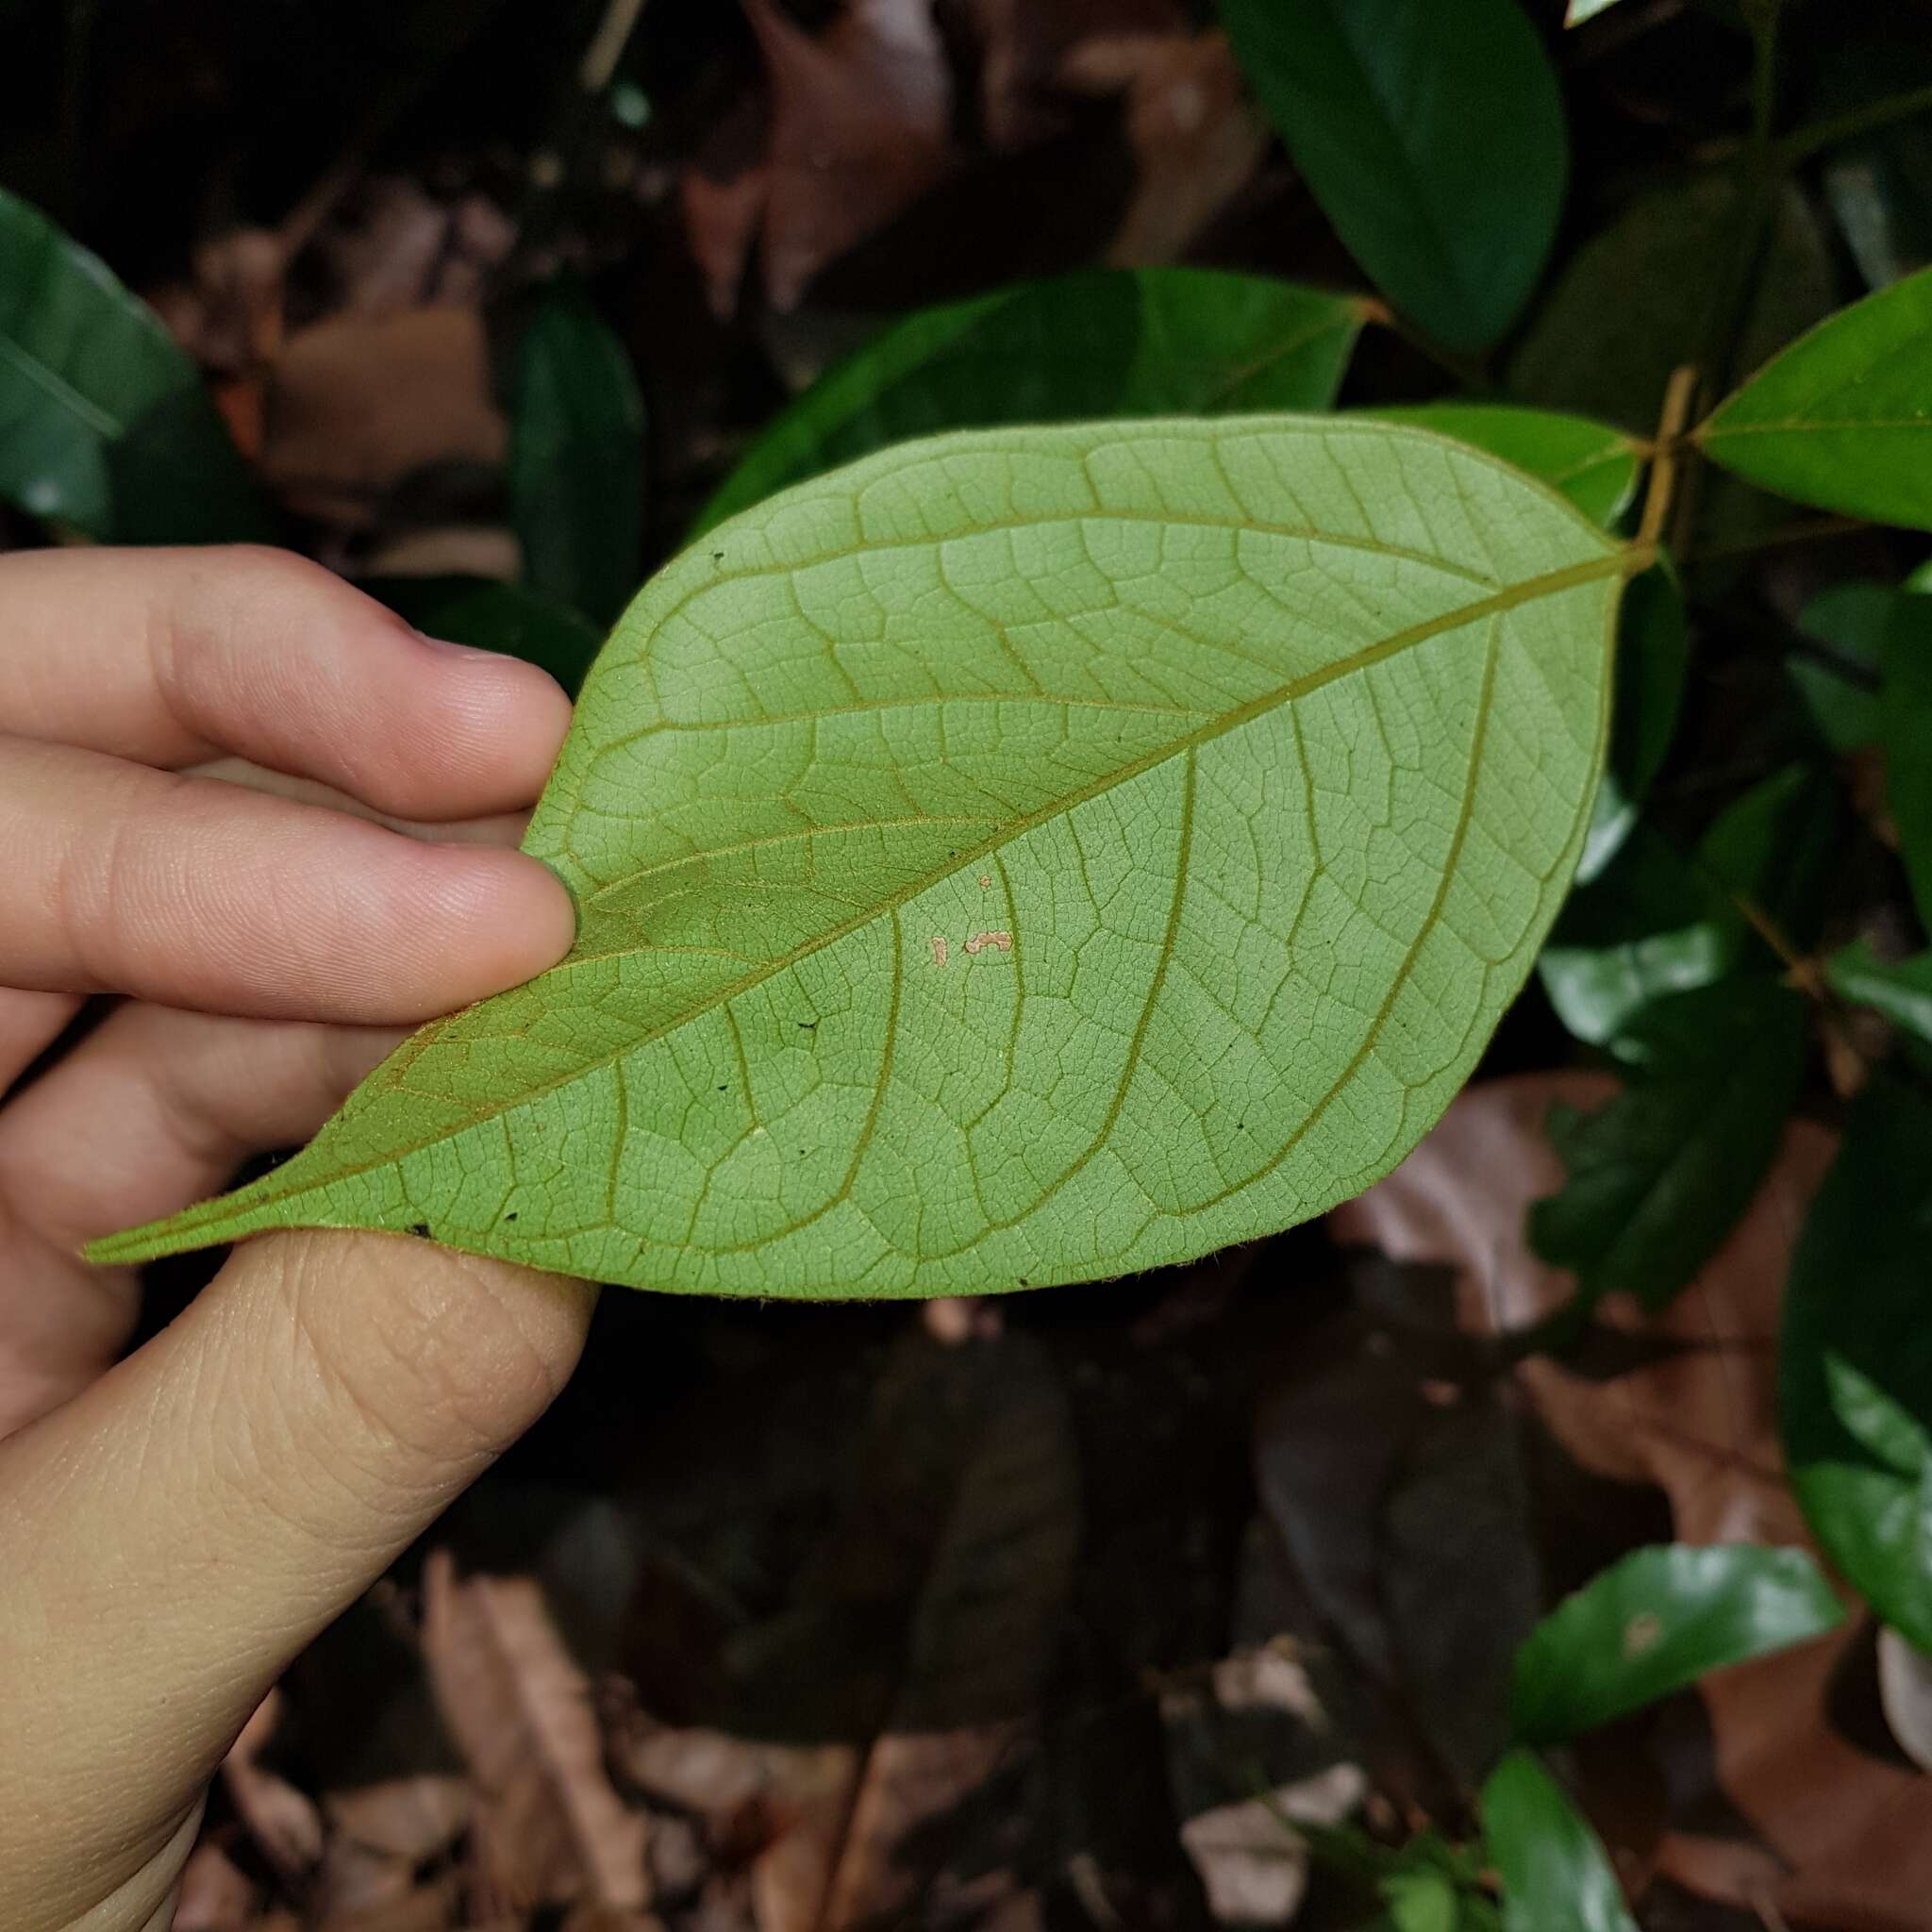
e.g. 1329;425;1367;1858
0;1230;594;1932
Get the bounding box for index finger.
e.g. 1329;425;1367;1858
0;545;576;823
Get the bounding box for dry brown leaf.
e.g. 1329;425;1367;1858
1176;1765;1367;1927
258;308;505;525
174;1842;260;1932
688;0;954;315
223;1690;325;1882
313;1874;462;1932
1332;1074;1932;1932
968;0;1188;148
422;1549;650;1912
819;1728;1025;1931
1058;31;1268;265
309;178;516;320
326;1776;473;1863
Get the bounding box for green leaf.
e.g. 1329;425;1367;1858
1529;980;1807;1310
88;417;1635;1295
1781;1076;1932;1648
1365;406;1643;528
1564;0;1629;22
361;575;605;698
509;280;646;626
1509;1542;1843;1744
1216;0;1566;355
695;268;1368;533
1539;762;1832;1053
1826;939;1932;1044
0;186;271;541
1576;559;1688;884
1697;266;1932;531
1790;581;1890;751
1882;593;1932;931
1538;829;1737;1052
1511;175;1835;435
1480;1751;1637;1932
1383;1868;1460;1932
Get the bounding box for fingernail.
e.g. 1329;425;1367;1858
414;631;504;662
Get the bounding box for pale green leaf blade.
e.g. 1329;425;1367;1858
1480;1751;1637;1932
693;268;1368;534
1217;0;1566;355
0;186;271;541
90;418;1631;1298
1509;1542;1843;1745
1697;266;1932;530
1825;939;1932;1043
1365;406;1643;529
1781;1077;1932;1648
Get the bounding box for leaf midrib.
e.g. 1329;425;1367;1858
97;548;1632;1259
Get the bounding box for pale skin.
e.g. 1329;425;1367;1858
0;545;595;1931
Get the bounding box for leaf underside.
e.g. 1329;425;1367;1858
92;419;1629;1298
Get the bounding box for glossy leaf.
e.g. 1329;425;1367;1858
1781;1077;1932;1648
510;281;646;625
1883;593;1932;931
695;269;1368;533
1366;405;1643;528
1529;980;1807;1310
1698;265;1932;531
1216;0;1566;355
1541;763;1837;1051
1538;828;1737;1052
1480;1751;1637;1932
1576;559;1687;883
1791;581;1890;751
1826;940;1932;1044
362;575;605;697
1509;1542;1843;1744
0;186;270;541
90;418;1634;1296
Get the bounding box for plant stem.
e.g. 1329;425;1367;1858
1639;364;1699;549
1777;80;1932;166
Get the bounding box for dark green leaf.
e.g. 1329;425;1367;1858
1791;581;1890;751
1511;176;1835;435
0;186;270;541
360;575;604;697
1577;559;1688;883
1480;1750;1637;1932
1883;593;1932;932
1781;1076;1932;1648
1826;940;1932;1043
1698;266;1932;531
695;268;1367;533
1366;405;1643;528
1805;24;1932;289
1529;980;1807;1310
1699;761;1840;951
1540;827;1740;1051
1216;0;1566;355
1510;1542;1843;1744
509;281;646;626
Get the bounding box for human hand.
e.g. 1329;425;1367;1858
0;545;595;1931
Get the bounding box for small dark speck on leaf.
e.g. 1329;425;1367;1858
408;1222;432;1240
504;1211;518;1223
798;1019;818;1029
1018;1276;1029;1287
712;551;724;561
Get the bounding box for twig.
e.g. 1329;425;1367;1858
1638;363;1699;549
1777;80;1932;166
580;0;648;94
